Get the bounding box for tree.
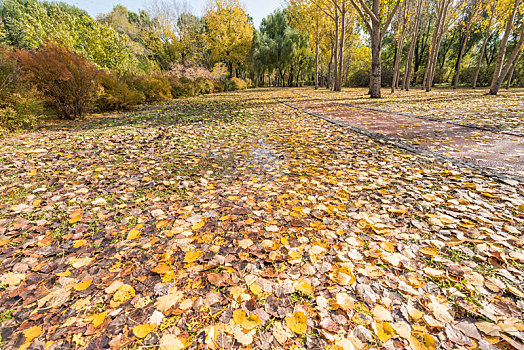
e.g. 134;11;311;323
349;0;403;97
0;0;137;73
452;0;483;89
203;0;254;77
489;0;523;94
16;43;101;119
472;0;498;88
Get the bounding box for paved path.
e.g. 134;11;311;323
282;94;524;180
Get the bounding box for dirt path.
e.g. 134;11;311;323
282;93;524;180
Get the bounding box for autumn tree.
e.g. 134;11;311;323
472;0;498;88
203;0;254;77
349;0;403;97
489;0;524;95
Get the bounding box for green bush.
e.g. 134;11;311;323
126;74;171;103
225;77;248;91
96;72;144;111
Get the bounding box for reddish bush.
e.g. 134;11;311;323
16;43;101;119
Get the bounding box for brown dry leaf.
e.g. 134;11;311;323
159;334;185;350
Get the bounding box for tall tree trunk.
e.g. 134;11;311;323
490;25;524;95
473;0;496;88
490;0;520;89
315;18;319;90
333;10;339;91
370;20;382;98
392;24;407;92
423;0;446;90
425;0;450;92
335;3;346;91
453;23;472;89
403;0;422;90
506;51;521;89
327;45;333;89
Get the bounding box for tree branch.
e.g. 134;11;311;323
381;0;403;38
356;0;379;23
349;0;372;33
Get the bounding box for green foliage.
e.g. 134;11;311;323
0;0;138;73
126;74;172;103
17;43;101;119
96;72;145;111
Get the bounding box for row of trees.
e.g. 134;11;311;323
277;0;524;97
1;0;523;130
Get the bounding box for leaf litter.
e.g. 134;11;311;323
0;90;523;349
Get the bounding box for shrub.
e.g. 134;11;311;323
0;47;42;132
225;77;248;91
96;72;144;111
212;80;225;92
126;74;171;103
16;43;100;119
169;77;195;98
194;78;214;94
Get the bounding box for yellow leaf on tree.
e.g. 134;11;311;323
74;278;93;291
24;326;43;342
184;250;204;263
285;311;307;334
127;228;141;240
294;278;314;296
92;311;107;328
132;323;157;339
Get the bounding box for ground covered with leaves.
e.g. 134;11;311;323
0;89;523;350
302;88;524;134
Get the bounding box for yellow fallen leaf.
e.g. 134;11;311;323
111;284;135;307
192;221;205;230
419;246;439;257
73;240;86;248
242;314;261;331
132;323;157;339
330;267;355;286
69;211;83;224
374;321;395;342
56;270;71;277
410;332;437;350
24;326;43;342
127;228;141;240
73;278;93;291
92;311;107;328
184;250;204;263
294;278;314;296
249;283;263;297
285;311;307;334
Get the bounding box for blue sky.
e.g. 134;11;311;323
61;0;283;28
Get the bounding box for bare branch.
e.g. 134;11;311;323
349;0;372;32
381;0;403;38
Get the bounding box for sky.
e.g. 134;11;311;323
61;0;283;28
